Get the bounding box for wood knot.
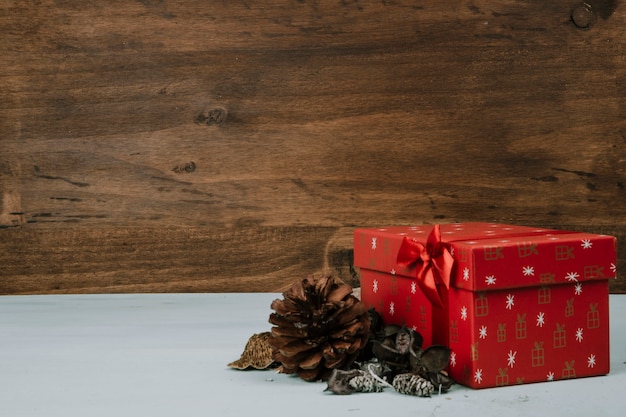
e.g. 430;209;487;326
172;161;196;173
571;3;596;29
195;106;228;126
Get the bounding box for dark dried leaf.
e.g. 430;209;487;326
325;369;362;395
428;370;455;392
421;345;451;373
380;324;402;337
372;340;404;364
408;348;420;373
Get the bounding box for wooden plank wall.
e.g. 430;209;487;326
1;0;625;294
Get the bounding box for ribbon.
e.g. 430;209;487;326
396;224;454;308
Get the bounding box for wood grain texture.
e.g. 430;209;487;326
1;0;625;294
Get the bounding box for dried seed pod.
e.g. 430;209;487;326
228;332;276;370
428;370;455;393
325;368;363;395
392;373;435;397
421;345;451;374
381;324;402;337
356;307;454;392
371;340;404;364
414;345;454;392
372;326;423;376
395;327;413;354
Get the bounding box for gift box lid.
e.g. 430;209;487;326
354;223;617;292
452;231;616;291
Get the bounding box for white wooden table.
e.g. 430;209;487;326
1;293;625;417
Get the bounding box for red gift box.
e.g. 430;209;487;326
353;223;617;388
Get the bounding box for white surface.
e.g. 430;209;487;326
0;293;625;417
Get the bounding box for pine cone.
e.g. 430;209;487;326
392;373;435;397
349;373;385;393
268;274;371;381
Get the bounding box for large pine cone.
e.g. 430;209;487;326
268;275;371;381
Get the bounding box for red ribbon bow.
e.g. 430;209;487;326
396;224;454;308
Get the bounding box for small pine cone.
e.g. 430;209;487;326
392;373;435;397
349;373;385;393
268;274;371;381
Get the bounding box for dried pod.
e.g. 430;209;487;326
421;345;451;374
371;340;404;365
395;327;412;354
325;368;363;395
428;370;455;392
381;324;402;337
372;325;424;377
355;307;454;392
228;332;276;370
